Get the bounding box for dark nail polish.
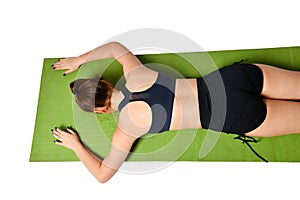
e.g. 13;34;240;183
52;67;56;69
51;129;53;133
63;73;66;76
51;64;54;67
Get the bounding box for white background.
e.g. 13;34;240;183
1;0;300;199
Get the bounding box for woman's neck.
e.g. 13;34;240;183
110;89;124;112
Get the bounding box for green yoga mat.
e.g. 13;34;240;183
30;46;300;162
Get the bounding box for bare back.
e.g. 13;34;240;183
118;65;202;138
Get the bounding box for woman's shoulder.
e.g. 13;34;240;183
124;65;159;92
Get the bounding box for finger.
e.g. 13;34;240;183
51;62;59;68
52;129;64;139
54;140;64;146
58;57;66;62
52;133;63;142
52;62;63;70
63;69;74;76
55;128;66;134
54;59;64;65
52;59;69;67
67;127;76;135
53;65;69;70
51;128;59;136
55;59;67;66
52;132;61;140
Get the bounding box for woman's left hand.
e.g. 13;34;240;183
52;127;82;151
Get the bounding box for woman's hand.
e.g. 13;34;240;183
52;57;83;76
51;127;82;151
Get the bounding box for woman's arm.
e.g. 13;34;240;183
52;127;136;183
53;42;143;76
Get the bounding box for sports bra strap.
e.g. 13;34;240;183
118;73;176;133
118;85;131;111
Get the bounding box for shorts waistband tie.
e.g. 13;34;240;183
234;135;268;163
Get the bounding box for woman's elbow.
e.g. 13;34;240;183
108;41;122;48
97;178;107;184
96;174;112;184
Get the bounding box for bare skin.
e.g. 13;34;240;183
52;42;300;183
51;42;200;183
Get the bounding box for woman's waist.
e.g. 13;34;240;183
169;78;202;130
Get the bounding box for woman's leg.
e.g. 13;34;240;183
256;64;300;100
245;99;300;137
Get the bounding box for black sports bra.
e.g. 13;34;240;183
118;73;176;133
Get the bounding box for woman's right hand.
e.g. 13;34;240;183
52;57;83;76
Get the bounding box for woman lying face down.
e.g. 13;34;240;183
51;41;300;183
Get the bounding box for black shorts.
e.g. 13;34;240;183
197;63;267;135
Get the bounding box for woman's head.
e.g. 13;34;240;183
70;78;113;113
